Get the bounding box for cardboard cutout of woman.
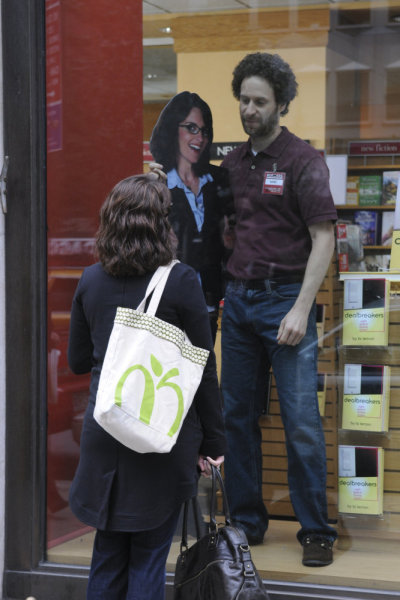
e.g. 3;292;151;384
150;92;233;340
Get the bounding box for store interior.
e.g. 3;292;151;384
46;0;400;595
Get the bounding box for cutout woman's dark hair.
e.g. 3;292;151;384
150;91;213;176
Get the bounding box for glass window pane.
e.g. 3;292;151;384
44;2;400;596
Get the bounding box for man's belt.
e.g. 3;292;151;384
233;274;304;289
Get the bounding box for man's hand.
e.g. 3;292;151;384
148;162;167;181
277;304;308;346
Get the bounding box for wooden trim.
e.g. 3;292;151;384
144;8;330;53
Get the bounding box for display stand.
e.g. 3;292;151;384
337;168;400;539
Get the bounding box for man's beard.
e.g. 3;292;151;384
242;107;280;139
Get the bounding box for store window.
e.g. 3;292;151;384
45;1;400;597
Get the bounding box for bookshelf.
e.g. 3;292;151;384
337;206;393;254
336;148;400;274
330;132;400;529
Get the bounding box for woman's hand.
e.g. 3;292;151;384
197;455;224;478
148;162;167;182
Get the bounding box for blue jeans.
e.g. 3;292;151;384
86;507;181;600
221;280;337;544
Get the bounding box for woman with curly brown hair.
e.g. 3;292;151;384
67;174;225;600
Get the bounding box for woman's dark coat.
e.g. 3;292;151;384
67;261;226;532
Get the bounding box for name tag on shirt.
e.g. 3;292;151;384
262;171;286;195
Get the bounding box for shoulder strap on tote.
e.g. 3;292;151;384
136;260;179;315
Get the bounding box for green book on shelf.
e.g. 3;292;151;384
358;174;382;206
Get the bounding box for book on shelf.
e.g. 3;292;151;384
342;278;390;346
338;445;384;515
353;210;378;245
316;303;325;348
382;171;400;206
342;364;390;431
358;174;382;207
380;211;394;246
317;373;327;417
364;254;391;272
336;222;364;272
346;175;359;204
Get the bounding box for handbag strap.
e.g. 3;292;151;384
210;464;231;532
180;496;202;553
136;260;179;314
180;464;231;552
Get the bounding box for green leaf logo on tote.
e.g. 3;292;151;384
114;354;184;437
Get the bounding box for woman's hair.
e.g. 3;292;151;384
96;174;177;277
150;91;213;176
231;52;298;116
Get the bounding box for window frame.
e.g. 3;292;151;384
2;1;88;597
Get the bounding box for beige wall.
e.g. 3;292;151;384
178;46;327;150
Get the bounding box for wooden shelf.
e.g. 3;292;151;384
364;245;392;250
339;270;400;281
347;164;400;170
336;205;394;211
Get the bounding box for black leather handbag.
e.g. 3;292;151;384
174;465;270;599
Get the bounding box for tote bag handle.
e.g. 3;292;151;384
136;260;179;314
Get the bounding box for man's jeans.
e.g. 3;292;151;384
221;280;337;543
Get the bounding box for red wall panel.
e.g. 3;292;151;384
46;0;143;547
47;0;143;248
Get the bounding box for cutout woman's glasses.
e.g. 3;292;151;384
178;122;210;138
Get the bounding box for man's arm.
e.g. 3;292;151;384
277;220;335;346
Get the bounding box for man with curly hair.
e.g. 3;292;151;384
220;52;338;566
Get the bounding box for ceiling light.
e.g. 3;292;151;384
143;37;174;47
160;26;172;34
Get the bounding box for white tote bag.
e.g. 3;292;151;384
94;261;210;453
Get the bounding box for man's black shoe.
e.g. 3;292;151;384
302;535;333;566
